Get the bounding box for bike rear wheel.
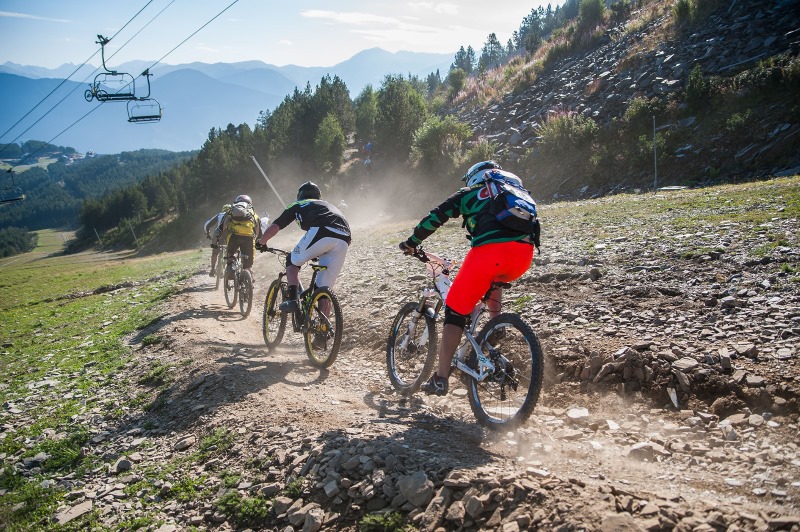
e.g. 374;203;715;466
386;302;437;395
239;271;253;317
466;313;543;430
303;288;342;368
262;279;287;347
224;270;238;308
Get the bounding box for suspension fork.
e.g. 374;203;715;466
398;296;433;350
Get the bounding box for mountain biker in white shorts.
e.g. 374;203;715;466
257;181;351;313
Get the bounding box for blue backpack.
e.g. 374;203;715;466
485;170;541;248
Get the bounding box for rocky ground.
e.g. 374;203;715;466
40;181;800;531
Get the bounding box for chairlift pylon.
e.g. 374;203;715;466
84;34;137;102
1;170;25;205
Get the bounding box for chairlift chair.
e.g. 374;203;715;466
127;98;162;123
85;71;137;102
126;69;161;123
1;171;25;204
83;34;137;102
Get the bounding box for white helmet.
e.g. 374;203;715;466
462;160;501;187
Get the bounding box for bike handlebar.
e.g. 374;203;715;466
411;247;430;263
257;245;289;256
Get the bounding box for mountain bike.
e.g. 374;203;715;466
387;247;543;430
223;248;253;317
211;243;225;290
258;246;343;368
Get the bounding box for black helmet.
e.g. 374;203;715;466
297;181;321;201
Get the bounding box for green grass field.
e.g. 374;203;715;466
0;233;202;529
0;175;797;529
0;157;57;174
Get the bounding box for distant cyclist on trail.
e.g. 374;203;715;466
257;181;351;316
399;161;536;396
204;204;230;277
221;194;260;284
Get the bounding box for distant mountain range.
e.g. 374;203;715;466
0;48;453;154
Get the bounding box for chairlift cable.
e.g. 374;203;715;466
141;0;240;74
0;0;172;161
24;103;106;165
1;0;238;166
0;51;100;146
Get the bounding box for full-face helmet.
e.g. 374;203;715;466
462;160;502;187
297;181;321;201
234;194;252;205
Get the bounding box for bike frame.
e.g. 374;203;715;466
263;248;322;332
406;249;499;383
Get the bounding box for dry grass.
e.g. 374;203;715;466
451;0;680;110
616;0;677;74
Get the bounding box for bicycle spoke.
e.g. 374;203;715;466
303;288;342;368
386;302;436;394
262;280;287;347
467;314;543;430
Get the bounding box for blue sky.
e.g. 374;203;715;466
0;1;550;69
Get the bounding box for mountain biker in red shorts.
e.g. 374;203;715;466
399;161;536;396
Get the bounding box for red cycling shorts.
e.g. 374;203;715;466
446;241;534;315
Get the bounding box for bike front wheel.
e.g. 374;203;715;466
215;251;224;290
386;302;437;395
466;313;543;430
262;279;287;347
303;288;343;368
224;270;238;308
239;271;253;317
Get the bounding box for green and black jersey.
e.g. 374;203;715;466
407;185;531;248
273;199;351;244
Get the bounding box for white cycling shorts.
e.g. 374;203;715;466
291;227;349;289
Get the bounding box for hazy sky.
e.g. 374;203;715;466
0;1;551;69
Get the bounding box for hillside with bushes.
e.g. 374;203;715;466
445;0;800;199
50;0;800;252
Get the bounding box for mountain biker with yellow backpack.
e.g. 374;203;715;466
221;194;261;283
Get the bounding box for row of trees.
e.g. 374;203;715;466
0;150;192;237
450;0;584;76
0;226;37;258
68;0;621;249
0;140;76;161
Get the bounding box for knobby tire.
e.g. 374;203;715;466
224;271;238;308
386;302;437;395
214;251;224;290
262;279;287;347
239;271;253;317
303;288;342;369
466;313;543;430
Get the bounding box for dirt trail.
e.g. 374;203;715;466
132;214;799;530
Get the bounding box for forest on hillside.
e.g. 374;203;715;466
65;0;612;249
0;149;193;232
4;0;797;255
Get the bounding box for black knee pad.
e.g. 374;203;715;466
443;306;467;328
285;254;299;268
